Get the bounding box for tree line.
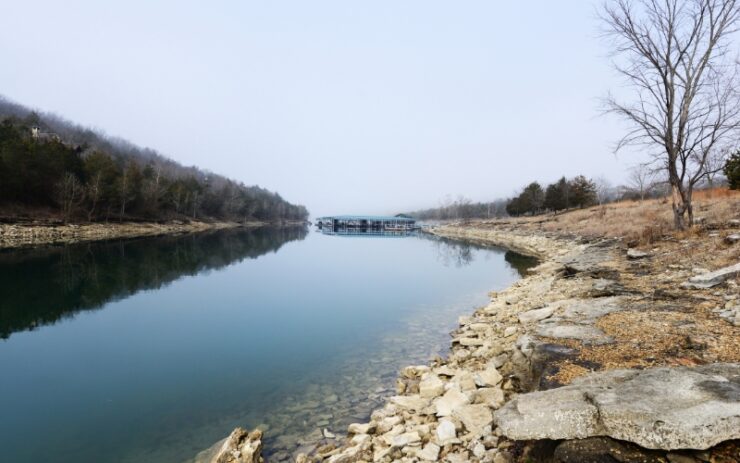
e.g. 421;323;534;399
0;107;308;223
405;196;509;221
506;175;599;216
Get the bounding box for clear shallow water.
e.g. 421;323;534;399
0;227;535;463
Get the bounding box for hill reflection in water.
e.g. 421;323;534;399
0;226;308;340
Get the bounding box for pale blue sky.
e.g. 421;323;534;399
1;1;644;215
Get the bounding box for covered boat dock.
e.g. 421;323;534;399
316;215;416;232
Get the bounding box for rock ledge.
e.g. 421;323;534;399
495;363;740;451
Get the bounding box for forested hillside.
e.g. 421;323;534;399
0;98;308;223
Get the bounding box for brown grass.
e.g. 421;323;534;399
475;188;740;245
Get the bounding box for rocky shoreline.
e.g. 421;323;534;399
207;220;739;463
0;220;302;249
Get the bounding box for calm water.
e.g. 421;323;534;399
0;227;534;463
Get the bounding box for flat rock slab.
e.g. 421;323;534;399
627;249;650;259
494;364;740;451
682;262;740;289
558;248;612;274
518;305;557;324
558;297;625;320
536;323;612;344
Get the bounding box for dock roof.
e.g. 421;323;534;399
317;215;415;222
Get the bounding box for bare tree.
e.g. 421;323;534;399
627;164;654;200
602;0;740;229
56;172;84;223
86;171;103;221
594;176;615;204
703;146;730;186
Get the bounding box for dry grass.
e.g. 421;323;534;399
474;188;740;245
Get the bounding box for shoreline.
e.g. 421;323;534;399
220;220;738;463
0;220;308;250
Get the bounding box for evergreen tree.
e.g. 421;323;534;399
569;175;597;208
544;177;571;211
725;150;740;190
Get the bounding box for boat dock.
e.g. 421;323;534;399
316;215;417;232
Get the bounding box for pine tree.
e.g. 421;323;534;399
725;150;740;190
569;176;597;208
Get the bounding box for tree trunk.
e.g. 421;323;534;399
670;183;687;230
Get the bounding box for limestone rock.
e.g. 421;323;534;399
419;374;445;399
682;262;740;289
503;326;517;337
434;388;471;416
347;422;376;435
627;249;650;259
457;337;486;347
326;444;362;463
390;394;430;412
377;416;402;433
536;323;611;344
474;387;505;409
453;404;493;434
401;365;431;379
518;305;556;324
558;297;624;320
209;428;263;463
494;364;740;450
417;442;441;461
474;367;503;387
435;419;457;444
452;372;478;391
725;233;740;244
391;431;421;448
434;365;459;377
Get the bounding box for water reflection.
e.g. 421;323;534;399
318;229;538;276
0;226;307;340
504;251;539;276
428;235;475;268
319;229;416;237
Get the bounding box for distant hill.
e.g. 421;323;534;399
0;96;308;223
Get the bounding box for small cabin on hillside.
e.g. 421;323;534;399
30;126;61;142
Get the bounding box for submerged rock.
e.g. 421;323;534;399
494;364;740;450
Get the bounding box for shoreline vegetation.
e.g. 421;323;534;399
0;97;309;227
0;219;307;250
204;192;739;463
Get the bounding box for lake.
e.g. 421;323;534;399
0;226;535;463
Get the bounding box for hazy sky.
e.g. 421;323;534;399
1;1;648;215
